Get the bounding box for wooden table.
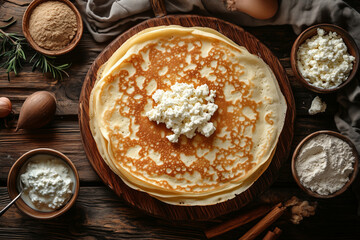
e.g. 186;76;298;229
1;0;359;239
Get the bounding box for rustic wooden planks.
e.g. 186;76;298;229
1;0;360;238
0;186;359;240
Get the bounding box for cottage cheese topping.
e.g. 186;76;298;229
20;154;75;212
297;28;355;89
146;83;218;143
295;134;355;195
308;96;327;115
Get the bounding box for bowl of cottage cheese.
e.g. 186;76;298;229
7;148;80;219
291;24;359;93
291;130;359;198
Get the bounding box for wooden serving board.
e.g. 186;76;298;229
79;14;295;221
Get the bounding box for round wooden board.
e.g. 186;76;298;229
79;15;295;221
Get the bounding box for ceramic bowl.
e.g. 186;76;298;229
291;24;359;93
291;130;359;198
22;0;83;56
7;148;80;219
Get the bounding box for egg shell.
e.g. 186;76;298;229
0;97;12;118
231;0;278;20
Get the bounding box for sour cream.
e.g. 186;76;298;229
19;154;76;212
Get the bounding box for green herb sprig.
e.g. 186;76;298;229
30;53;70;80
0;23;71;81
0;29;26;81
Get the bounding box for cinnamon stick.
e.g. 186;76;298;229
204;204;272;239
263;227;282;240
273;227;282;235
238;203;286;240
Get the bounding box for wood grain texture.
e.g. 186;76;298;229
1;0;360;239
79;15;295;220
1;187;359;240
150;0;167;17
0;118;99;183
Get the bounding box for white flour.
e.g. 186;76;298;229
295;133;355;195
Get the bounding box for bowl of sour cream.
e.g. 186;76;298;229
7;148;80;219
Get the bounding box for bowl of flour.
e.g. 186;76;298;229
292;130;358;198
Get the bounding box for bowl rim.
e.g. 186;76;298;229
22;0;83;56
291;130;359;198
7;148;80;219
290;23;360;94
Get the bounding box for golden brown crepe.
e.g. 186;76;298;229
89;26;286;205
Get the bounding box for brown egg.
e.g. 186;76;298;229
16;91;56;131
0;97;12;118
230;0;278;20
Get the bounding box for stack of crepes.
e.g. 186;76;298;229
89;26;287;205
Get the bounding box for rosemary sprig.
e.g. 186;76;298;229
0;29;26;81
0;27;71;81
30;52;70;80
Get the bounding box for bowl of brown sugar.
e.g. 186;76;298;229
22;0;83;56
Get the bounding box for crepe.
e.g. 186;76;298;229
89;26;287;205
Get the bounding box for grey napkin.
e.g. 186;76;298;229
75;0;360;154
75;0;206;42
